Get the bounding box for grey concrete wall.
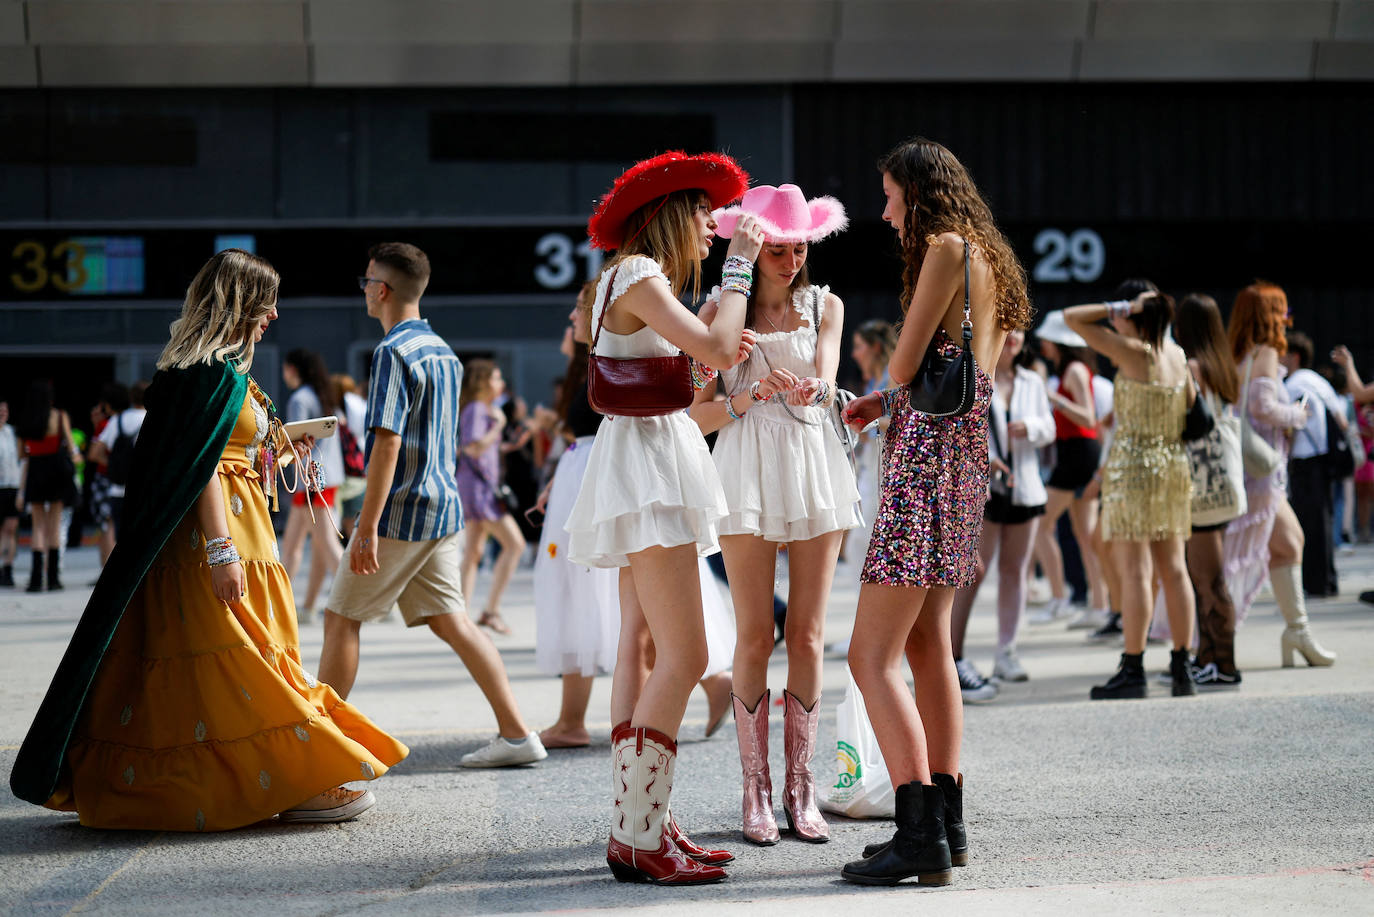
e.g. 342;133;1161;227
1;1;1371;87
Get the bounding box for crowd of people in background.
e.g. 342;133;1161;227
6;136;1366;893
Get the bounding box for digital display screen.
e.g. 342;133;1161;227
7;235;145;297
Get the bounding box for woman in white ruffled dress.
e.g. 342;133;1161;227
689;184;859;847
534;284;734;750
565;151;758;886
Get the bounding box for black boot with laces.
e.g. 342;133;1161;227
1090;652;1147;700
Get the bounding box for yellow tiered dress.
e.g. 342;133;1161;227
46;381;408;831
1099;346;1192;543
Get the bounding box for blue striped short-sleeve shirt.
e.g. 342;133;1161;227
366;318;465;541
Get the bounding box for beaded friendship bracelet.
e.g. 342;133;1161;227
205;536;241;568
1105;299;1132;320
688;357;718;391
748;380;769;404
724;395;744;422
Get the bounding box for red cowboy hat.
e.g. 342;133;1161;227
587;151;750;251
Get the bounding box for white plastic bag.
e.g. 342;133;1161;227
819;667;895;819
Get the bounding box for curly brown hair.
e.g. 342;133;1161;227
878;138;1030;331
1227;281;1291;360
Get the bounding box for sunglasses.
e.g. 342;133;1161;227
357;276;392;291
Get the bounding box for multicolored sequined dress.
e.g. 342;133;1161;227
46;381;408;831
861;327;994;588
1099;345;1191;542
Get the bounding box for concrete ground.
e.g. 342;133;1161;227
2;543;1372;916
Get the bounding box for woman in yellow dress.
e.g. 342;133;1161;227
9;249;408;830
1066;291;1198;701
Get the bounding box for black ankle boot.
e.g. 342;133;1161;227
842;782;952;886
1090;652;1147;700
26;551;43;593
0;564;13;587
46;548;63;591
861;772;968;865
1170;648;1197;697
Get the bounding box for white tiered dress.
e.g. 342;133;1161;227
712;285;862;542
565;256;730;569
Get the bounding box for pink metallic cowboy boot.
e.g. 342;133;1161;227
781;690;830;843
732;691;780;845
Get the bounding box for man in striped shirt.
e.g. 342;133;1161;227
318;243;546;770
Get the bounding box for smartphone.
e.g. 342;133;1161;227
1297;393;1312;414
283;415;338;442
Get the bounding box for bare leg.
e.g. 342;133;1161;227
996;519;1039;649
540;673;595;747
0;517;17;567
950;523;998;658
905;587;962;777
1150;536;1195;652
460;523;487;612
482;514;527;615
782;531;844;706
719;534;779;705
44;502;64;549
1037;488;1074;600
426;612;529;739
609;567;651;726
1112;540;1153;655
30;505;51;552
849;582;934;787
625;544;709;738
1268;499;1305;569
303;503;343;611
1069;495;1109;611
281;503;310;581
1092;508;1121;611
318;610;362;698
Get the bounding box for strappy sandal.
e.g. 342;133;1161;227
477;610;511;635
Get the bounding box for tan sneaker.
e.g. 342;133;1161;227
279;786;375;823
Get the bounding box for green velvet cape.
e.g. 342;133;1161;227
9;359;249;805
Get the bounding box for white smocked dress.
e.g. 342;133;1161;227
566;256;730;569
713;285;862;542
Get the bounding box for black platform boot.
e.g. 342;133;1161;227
1090;652;1147;700
46;548;63;591
0;563;13;587
1170;648;1197;697
26;551;43;593
842;782;952;887
861;772;967;866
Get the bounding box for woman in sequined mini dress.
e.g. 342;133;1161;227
1066;292;1198;701
839;138;1030;887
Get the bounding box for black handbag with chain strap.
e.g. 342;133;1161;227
908;240;977;417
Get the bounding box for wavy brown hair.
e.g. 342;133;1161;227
611;189;707;304
878;138;1030;331
1227;281;1291;360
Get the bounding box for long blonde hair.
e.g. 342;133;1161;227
157;249;280;372
610;190;706;303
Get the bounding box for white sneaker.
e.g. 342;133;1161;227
1067;607;1108;630
279;786;375;823
956;658;998;703
991;645;1029;682
1027;577;1052;605
459;732;549;768
1028;596;1070;625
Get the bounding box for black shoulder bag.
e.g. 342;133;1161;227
908;240;976;416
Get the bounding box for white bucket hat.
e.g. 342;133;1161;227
1035;310;1087;348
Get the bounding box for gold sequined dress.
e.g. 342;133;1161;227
1100;348;1192;542
46;381;408;831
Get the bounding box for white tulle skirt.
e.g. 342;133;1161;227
534;438;620;677
566;412;727;568
712;406;861;542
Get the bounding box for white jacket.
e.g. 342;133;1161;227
988;367;1056;507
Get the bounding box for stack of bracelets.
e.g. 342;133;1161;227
689;357;717;391
1105;299;1133;320
721;254;753;297
205;536;241;568
809;379;832;406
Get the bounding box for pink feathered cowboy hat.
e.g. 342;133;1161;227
587;151;750;251
711;183;848;244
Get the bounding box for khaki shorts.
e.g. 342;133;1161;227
327;531;465;627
